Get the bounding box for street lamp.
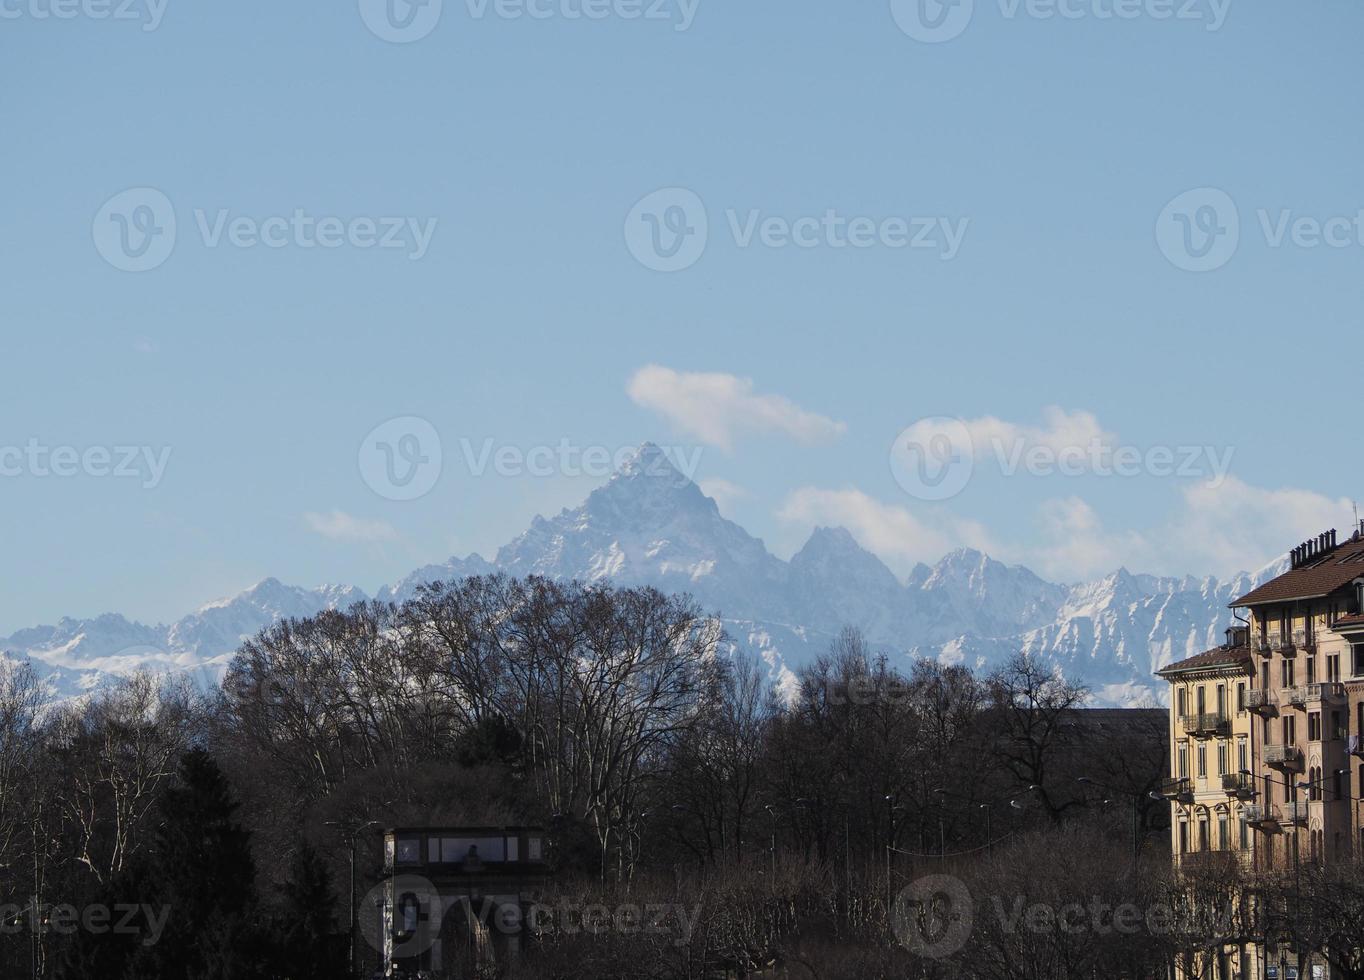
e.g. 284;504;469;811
324;818;379;979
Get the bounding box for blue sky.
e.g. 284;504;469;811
3;0;1363;635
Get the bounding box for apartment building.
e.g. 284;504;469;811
1157;634;1257;871
1233;524;1364;873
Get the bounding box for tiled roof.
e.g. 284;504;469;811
1233;535;1364;607
1155;645;1251;678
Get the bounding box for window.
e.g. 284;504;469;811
1353;643;1364;677
1332;710;1343;740
1218;812;1230;849
1197;744;1207;777
1177;742;1189;779
1284;715;1297;744
1198;818;1209;850
1328;654;1341;682
1308;712;1321;742
394;837;421;865
1216;684;1226;716
1177;687;1187;717
1306;653;1316;682
1262;662;1271;692
1334;769;1344;801
1240;815;1249;849
1197;686;1207;715
1217;742;1228;775
1237;682;1246;713
1237;737;1248;773
1179;821;1189;854
528;837;543;861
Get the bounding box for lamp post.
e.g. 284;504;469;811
325;819;379;979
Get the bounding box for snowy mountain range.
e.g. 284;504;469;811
2;444;1286;706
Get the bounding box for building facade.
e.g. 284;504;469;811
1158;523;1364;980
379;826;550;976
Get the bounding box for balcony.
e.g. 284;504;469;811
1178;849;1243;873
1285;687;1308;708
1265;744;1303;770
1269;635;1295;656
1243;804;1276;828
1160;777;1193;802
1221;773;1256;799
1278;802;1308;826
1246;688;1275;713
1257;636;1273;654
1181;712;1231;738
1294;629;1315;654
1305;682;1344;704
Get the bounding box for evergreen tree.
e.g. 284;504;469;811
272;839;347;980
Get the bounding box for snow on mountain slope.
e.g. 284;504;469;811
2;580;368;700
1;444;1291;706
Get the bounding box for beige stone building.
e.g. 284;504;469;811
1158;522;1364;980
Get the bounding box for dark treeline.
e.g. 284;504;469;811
0;574;1195;979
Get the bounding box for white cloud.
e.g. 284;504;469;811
699;478;748;514
1167;478;1354;576
778;487;997;573
903;407;1115;466
627;365;846;451
1024;481;1355;582
303;510;400;544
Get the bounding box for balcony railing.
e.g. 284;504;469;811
1279;802;1308;825
1178;849;1243;872
1294;629;1315;653
1221;773;1255;798
1306;682;1343;703
1181;712;1231;737
1160;777;1193;802
1243;804;1275;827
1285;687;1308;708
1257;636;1273;653
1269;634;1298;656
1265;744;1303;770
1246;689;1274;712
